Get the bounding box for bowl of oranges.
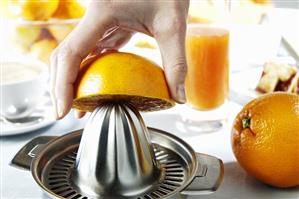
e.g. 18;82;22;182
1;0;86;64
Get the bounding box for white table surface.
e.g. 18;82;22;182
1;102;299;199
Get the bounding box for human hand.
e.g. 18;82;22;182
50;0;189;119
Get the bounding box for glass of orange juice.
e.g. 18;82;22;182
182;24;229;133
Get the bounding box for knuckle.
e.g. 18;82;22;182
56;44;72;60
55;43;83;65
171;61;187;75
170;16;186;32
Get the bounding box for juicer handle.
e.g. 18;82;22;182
181;153;224;195
10;136;57;170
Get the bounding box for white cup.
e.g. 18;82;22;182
1;58;48;119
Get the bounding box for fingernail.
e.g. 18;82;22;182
177;84;186;104
57;100;65;119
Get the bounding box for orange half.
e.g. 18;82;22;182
73;52;175;112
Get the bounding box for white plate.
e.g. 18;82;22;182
229;66;264;105
0;102;56;136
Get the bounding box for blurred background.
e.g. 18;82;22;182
0;0;298;67
0;0;298;133
272;0;298;8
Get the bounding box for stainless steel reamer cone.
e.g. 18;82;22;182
11;102;224;199
71;103;162;198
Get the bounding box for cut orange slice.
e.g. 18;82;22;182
73;52;175;112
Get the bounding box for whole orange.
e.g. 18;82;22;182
73;51;174;112
8;0;59;21
52;0;85;19
231;92;299;188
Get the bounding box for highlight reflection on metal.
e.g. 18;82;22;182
72;103;162;197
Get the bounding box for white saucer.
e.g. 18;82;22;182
0;103;56;136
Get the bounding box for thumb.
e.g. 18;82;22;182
50;8;115;119
155;21;187;103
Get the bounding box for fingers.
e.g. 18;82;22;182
81;28;133;69
87;27;134;58
50;10;115;120
154;17;187;103
51;46;81;119
98;28;134;51
49;54;58;119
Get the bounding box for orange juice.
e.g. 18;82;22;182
185;26;229;110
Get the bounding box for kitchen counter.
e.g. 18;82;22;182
1;102;298;199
